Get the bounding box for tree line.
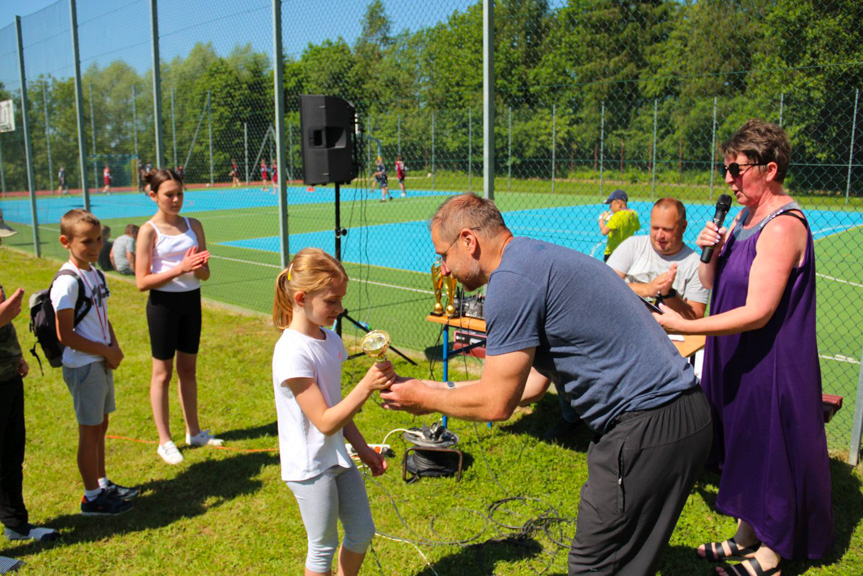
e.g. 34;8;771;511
1;0;861;194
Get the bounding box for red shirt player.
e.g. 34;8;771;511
102;166;112;194
395;155;406;197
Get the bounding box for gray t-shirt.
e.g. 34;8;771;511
485;237;697;433
606;235;709;304
112;234;136;274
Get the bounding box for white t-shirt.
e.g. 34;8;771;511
49;262;111;368
272;327;353;482
606;235;709;304
112;234;136;274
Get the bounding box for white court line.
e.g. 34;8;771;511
207;254;433;295
820;354;860;365
817;273;863;289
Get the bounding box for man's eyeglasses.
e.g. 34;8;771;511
719;162;768;179
436;236;460;264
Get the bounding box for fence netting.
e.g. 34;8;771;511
0;0;861;452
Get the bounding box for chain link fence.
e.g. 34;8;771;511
1;0;861;454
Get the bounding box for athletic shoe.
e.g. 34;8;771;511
157;441;184;464
186;429;224;447
5;524;60;542
0;556;24;572
103;481;140;501
80;491;133;516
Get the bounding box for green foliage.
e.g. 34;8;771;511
1;247;862;575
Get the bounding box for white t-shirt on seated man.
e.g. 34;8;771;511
606;198;709;321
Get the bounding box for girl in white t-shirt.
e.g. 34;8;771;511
272;248;394;576
136;169;221;466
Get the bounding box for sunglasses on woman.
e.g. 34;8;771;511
719;162;768;179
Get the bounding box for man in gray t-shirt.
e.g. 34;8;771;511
382;194;711;576
607;198;708;319
110;224;139;276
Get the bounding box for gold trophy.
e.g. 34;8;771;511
431;260;445;316
361;330;391;364
444;276;458;316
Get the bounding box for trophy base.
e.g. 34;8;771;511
430;311;444;316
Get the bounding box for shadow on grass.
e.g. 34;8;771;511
2;451;277;557
416;534;544;576
682;458;863;575
497;393;594;453
217;420;278;442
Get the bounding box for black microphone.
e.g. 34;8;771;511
700;194;733;263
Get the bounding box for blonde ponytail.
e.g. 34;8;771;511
272;248;348;331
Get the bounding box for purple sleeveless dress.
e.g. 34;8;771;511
701;201;833;560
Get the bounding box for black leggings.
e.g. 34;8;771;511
146;289;202;360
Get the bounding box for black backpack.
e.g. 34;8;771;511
28;269;106;371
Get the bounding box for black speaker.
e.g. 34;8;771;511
299;95;357;186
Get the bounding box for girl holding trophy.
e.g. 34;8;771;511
271;248;395;576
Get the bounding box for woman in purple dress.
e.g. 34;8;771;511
655;119;833;576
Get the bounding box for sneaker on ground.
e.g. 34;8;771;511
104;481;140;501
0;555;24;573
80;491;134;516
186;429;224;447
157;441;184;464
4;524;60;542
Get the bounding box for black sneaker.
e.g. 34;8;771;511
80;491;134;516
103;481;140;501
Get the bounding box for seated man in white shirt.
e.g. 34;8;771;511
607;197;708;320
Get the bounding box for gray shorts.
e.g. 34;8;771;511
62;361;116;426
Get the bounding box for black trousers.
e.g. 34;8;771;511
0;375;28;531
569;386;712;576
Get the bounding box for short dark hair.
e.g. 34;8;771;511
144;168;183;194
430;193;510;240
652;198;686;224
60;209;100;238
721;119;791;183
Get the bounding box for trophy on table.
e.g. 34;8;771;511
361;330;391;364
444;276;458;316
431;260;445;316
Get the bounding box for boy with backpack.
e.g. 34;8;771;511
1;214;58;573
50;209;138;515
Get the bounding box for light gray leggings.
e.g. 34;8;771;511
286;465;376;573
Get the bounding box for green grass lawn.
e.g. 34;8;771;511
1;248;862;575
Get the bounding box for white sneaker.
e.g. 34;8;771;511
186;429;224;447
157;441;184;465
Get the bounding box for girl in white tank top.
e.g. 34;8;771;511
135;169;222;465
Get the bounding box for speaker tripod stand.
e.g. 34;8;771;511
332;182;416;366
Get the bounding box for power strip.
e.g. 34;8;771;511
346;443;394;459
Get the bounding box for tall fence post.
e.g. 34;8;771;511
779;92;784;127
43;80;54;193
508;107;512;192
431;111;435;191
0;140;6;196
483;0;494;200
69;0;89;209
468;108;472;192
709;96;717;200
207;90;213;186
244;121;249;185
651;99;658;201
132;84;139;166
599;101;605;197
171;87;177;167
397;114;401;156
848;341;863;465
16;16;41;257
272;0;289;266
551;104;556;194
287;122;293;185
89;84;97;191
846;88;859;206
150;0;164;167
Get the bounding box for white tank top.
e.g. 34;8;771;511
148;217;201;292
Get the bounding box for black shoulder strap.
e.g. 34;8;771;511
53;269;92;327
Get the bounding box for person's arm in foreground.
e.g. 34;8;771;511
381;348;535;421
656;215;806;336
